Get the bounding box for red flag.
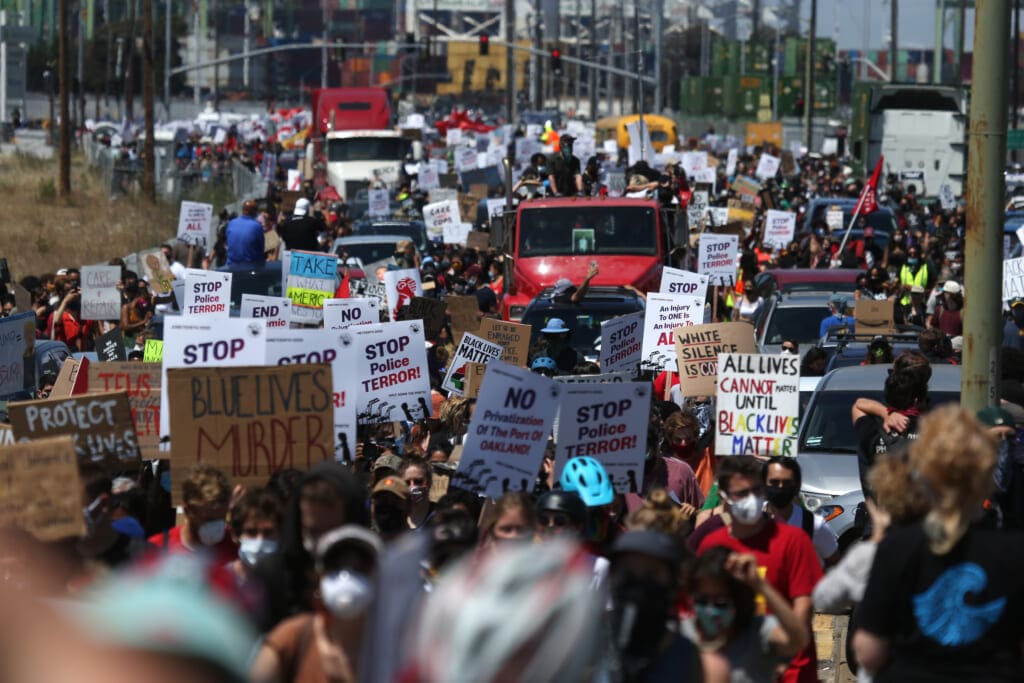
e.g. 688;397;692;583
856;155;884;215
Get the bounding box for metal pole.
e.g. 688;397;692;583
803;0;816;152
193;5;199;106
533;0;542;109
1014;0;1020;132
605;10;613;116
636;0;643;159
505;0;514;123
772;22;779;120
890;0;898;80
321;0;327;88
861;0;868;79
243;2;250;89
77;0;84;128
962;0;1010;411
588;0;596;117
164;0;171;117
104;0;111;109
955;0;965;84
573;0;580;115
142;0;155;200
58;0;71;194
933;0;944;84
653;0;661;114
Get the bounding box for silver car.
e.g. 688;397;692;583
754;291;836;356
798;364;962;549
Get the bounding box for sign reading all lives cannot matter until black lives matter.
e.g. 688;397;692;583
715;352;800;457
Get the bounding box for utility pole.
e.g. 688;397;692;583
533;0;542;109
58;0;71;196
956;0;966;84
588;0;596;117
321;0;328;88
573;0;580;115
77;1;84;129
165;0;172;117
104;0;111;110
933;0;945;84
125;0;136;120
653;0;662;114
142;0;156;201
962;0;1010;411
803;0;816;152
193;5;200;106
889;0;897;81
1015;0;1021;133
635;0;644;159
505;0;514;122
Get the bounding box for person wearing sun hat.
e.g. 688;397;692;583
1004;298;1024;350
537;316;583;373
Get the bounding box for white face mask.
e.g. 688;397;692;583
197;519;226;546
728;493;766;525
239;537;279;567
409;485;427;504
302;533;317;554
319;570;375;619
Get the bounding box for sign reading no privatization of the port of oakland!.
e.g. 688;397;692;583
323;298;379;329
715;353;800;457
453;360;561;498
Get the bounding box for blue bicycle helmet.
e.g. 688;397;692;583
531;356;558;372
560;456;614;507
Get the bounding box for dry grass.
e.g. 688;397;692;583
0;152;178;280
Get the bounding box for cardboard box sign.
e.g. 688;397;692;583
854;299;896;336
166;364;334;501
8;391;141;470
674;322;758;397
446;295;481;343
0;436;86;540
477;318;531;367
87;362;163;460
50;357;90;398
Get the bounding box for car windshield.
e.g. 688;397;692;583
335;241;399;266
810;205;895;233
522;306;640;355
801;390;959;453
763;306;827;345
357;223;427;251
327;137;407;162
518;206;658;257
781;281;858;294
229;269;285;308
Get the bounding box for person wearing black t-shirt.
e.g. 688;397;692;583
547;135;583;197
276;197;326;253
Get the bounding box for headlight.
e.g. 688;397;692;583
815;505;845;522
800;491;833;512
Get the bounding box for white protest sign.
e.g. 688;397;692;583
1005;257;1024;301
323;298;379;329
660;267;710;302
368;189;390;217
938;183;957;211
681;151;708;177
699;234;739;286
445;128;463;146
826;209;844;232
383;268;423;321
348;321;432;424
763;210;797;249
159;318;268;437
442;332;504;396
755;153;781;180
453;360;561;497
640;293;704;373
0;312;32;398
443;222;473;246
715;352;800;457
694;167;717;192
418;162;440;190
708;207;730;227
183;268;232;318
265;328;358;463
1017;225;1024;247
456;146;479;172
725;148;738;176
284;250;338;324
240;293;291;330
287;168;302;191
555;371;635;384
554;382;651;493
600;312;644;373
80;265;122;320
486;198;506;222
605;170;626;197
171;279;186;309
687;191;709;229
422;200;460;240
603;139;618;155
176;201;214;248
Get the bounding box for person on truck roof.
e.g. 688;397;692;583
547;134;584;197
550;262;599;305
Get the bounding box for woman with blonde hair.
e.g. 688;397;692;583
853;405;1024;681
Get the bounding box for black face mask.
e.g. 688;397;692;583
765;482;798;508
611;577;672;656
373;505;406;533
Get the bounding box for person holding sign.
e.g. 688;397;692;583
547;134;584;197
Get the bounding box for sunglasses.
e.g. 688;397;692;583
538;511;574;528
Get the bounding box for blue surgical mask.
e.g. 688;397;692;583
239;537;279;568
908;258;919;266
694;602;736;641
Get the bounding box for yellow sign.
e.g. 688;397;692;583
143;339;164;363
286;287;331;308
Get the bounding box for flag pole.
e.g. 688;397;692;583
838;155;884;255
836;195;865;256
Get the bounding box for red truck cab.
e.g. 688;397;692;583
311;87;392;134
502;197;669;320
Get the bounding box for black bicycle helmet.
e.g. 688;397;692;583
536;490;588;526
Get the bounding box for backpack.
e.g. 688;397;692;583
799;507;815;540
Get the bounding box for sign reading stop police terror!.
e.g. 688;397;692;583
87;362;162;460
265;329;359;464
167;365;333;501
349;321;432;424
600;312;644;374
660;266;710;301
554;382;651;494
715;353;800;457
698;234;739;286
160;318;268;438
454;360;561;498
183;268;232;318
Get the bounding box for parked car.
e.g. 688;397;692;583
754;291;835;356
352;219;430;252
822;330;923;372
332;234;414;281
752;268;859;299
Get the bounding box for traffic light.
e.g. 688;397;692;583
479;34;489;55
551;48;562;73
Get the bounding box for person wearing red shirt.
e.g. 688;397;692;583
148;463;238;567
697;456;823;683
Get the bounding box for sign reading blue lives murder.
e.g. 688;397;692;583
453;360;561;498
554;382;651;494
159;318;268;438
265;329;359;464
284;249;339;323
348;321;432;424
600;312;644;373
715;353;800;457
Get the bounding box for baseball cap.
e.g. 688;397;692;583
293;197;310;216
942;280;962;295
372;476;409;500
560;134;576;145
829;294;847;308
977;406;1016;429
372;453;404;472
1011;298;1024;308
552;278;573;296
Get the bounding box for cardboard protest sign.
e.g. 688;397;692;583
95;329;127;362
50;357;89;398
266;329;359;463
715;353;800;456
159;318;268;437
81;265;122;320
732;175;761;200
453;360;561;497
660;266;709;301
725;148;738;176
0;424;13;445
462;361;489;399
687;191;709;229
0;436;85;540
143;339;163;363
763;210;797;249
443;332;504;395
674;322;758;397
139;248;175;294
640;293;704;372
0;311;32;398
167;365;333;498
399;297;447;340
240;294;292;330
780;150;796;177
323;297;380;329
9;391;140;468
1004;257;1024;301
467;231;491;251
938;183;957;211
284;250;338;323
600;312;644;373
698;234;739;286
444;222;473;246
554;382;651;493
458;193;480;224
384;268;423;322
446;295;481;343
477;317;531;367
854;299;896;336
348;321;432;424
183;269;232;319
422;200;460;241
87;362;162;460
177;201;214;249
554;371;634;383
755;153;781;180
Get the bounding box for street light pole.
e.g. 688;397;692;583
803;0;816;152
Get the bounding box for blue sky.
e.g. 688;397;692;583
800;0;977;51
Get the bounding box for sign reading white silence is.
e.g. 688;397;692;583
453;360;561;498
715;352;800;457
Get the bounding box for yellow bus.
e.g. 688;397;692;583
594;114;679;154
